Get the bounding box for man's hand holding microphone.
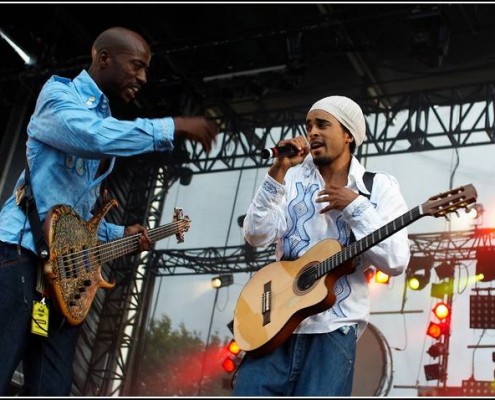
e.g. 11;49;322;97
265;136;310;183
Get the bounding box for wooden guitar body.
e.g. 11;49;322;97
234;238;355;357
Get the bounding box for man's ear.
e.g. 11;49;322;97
98;49;110;68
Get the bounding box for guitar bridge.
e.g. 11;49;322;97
261;281;271;326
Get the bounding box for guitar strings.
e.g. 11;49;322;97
55;220;190;277
263;208;423;299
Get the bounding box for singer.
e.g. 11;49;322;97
233;95;410;397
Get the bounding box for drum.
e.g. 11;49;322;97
351;322;393;396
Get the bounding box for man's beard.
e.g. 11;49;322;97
312;155;332;166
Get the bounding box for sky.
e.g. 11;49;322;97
150;109;495;396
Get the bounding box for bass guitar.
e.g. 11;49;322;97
233;184;477;357
42;199;191;325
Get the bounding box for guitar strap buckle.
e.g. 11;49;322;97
15;183;27;207
35;260;48;297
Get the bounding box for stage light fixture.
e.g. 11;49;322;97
470;294;495;329
431;281;453;299
226;338;241;355
427;342;447;358
434;262;455;280
432;302;451;320
427;302;451;339
178;167;193;186
221;357;236;373
237;214;246;228
375;270;390;285
475;247;495;282
469;203;485;220
424;363;445;381
406;256;434;291
221;339;243;374
462;379;495;396
211;274;234;289
426;321;448;339
407;270;430;291
364;267;375;284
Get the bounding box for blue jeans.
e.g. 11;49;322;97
0;242;81;395
232;327;357;396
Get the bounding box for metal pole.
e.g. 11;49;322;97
197;287;219;395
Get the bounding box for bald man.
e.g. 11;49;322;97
0;27;218;395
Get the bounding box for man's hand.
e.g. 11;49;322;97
124;224;152;252
268;136;310;183
173;116;219;153
316;184;359;214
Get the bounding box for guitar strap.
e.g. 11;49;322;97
17;162;50;295
359;171;376;199
349;171;375;245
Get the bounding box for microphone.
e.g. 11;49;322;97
260;145;298;159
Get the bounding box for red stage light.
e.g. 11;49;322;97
364;268;375;284
221;357;236;373
221;338;244;374
427;321;443;339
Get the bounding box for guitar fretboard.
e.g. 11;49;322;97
304;205;422;283
57;220;189;273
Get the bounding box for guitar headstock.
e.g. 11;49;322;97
422;184;477;218
173;207;191;243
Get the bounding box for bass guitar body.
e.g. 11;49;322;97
43;200;117;325
42;199;190;325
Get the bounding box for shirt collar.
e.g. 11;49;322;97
348;156;368;192
302;154;368;192
73;69;108;110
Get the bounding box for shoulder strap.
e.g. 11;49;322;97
348;171;376;246
21;163;49;260
359;171;376;199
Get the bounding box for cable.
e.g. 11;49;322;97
223;158;248;250
470;328;486;379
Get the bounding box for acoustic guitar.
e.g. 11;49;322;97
233;184;477;357
42;199;190;325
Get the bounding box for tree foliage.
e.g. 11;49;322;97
134;315;234;396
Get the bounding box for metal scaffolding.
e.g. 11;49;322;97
6;80;495;396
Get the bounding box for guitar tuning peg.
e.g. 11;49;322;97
444;214;450;222
454;210;460;218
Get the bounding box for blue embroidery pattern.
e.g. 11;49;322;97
351;201;372;217
330;275;352;317
330;216;352;317
335;215;352;246
282;182;319;259
262;180;278;195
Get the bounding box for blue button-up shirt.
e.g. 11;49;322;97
0;69;175;254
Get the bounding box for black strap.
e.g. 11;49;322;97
349;171;375;246
21;163;49;260
359;171;375;199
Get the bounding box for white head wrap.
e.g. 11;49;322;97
308;95;366;147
